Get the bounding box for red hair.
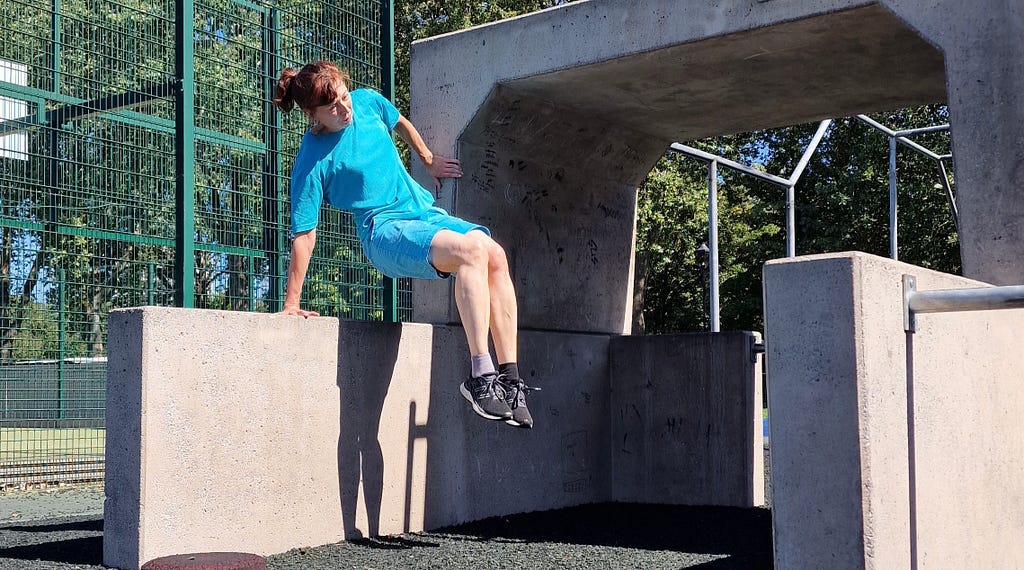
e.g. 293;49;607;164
274;61;353;113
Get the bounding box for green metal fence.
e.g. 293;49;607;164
0;0;401;487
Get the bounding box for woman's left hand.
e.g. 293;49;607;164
425;155;463;190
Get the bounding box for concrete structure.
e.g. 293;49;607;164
764;252;1024;568
410;0;1024;333
610;332;764;507
104;307;763;570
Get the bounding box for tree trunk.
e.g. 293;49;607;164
87;262;104;356
0;229;13;361
227;165;249;311
631;248;647;335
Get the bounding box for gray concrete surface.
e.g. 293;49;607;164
1;486;104;524
764;251;1024;569
105;308;345;570
610;331;764;507
410;0;1024;334
103;307;762;569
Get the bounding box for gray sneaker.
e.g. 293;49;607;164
460;373;513;420
496;374;539;429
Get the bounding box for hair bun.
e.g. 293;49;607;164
273;68;298;112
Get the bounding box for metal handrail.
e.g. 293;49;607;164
903;275;1024;332
669;119;832;331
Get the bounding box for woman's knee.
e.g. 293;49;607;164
484;239;510;275
430;230;488;273
453;232;490;268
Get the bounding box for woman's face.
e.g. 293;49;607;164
306;81;353;133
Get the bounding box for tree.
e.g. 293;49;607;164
393;1;580;116
634;106;958;334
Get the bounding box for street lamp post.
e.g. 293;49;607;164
696;242;710;331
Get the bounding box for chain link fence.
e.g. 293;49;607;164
0;0;400;487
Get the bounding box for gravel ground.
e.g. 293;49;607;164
0;449;772;570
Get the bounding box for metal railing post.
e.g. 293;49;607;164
673;119;831;263
785;184;796;257
889;135;898;260
708;160;720;333
936;159;959;234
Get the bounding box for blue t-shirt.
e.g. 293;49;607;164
288;88;437;241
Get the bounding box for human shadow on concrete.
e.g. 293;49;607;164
337;320;402;540
348;534;440;550
905;332;920;570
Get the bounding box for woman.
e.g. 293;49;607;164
273;61;536;428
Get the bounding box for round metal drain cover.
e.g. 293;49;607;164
141;552;266;570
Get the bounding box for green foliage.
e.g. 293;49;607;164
12;303;63;360
392;0;578;115
636;107;958;333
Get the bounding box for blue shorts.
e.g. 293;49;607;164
363;209;489;280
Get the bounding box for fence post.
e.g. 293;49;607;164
263;7;284;313
147;260;155;305
174;0;196;308
381;0;398;322
58;268;66;420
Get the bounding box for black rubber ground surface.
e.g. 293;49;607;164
0;503;772;570
1;450;773;569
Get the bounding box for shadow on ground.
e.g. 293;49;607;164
435;503;771;555
271;502;773;570
0;504;773;569
0;517;104;567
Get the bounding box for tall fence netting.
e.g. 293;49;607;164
0;0;402;487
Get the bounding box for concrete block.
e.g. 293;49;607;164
104;308;342;570
104;308;611;569
104;307;764;568
610;332;764;507
764;252;1024;569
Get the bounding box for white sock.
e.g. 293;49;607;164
471;353;495;378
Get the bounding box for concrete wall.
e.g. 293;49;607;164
409;0;1024;334
448;86;664;334
104;307;762;569
610;332;764;507
764;252;1024;569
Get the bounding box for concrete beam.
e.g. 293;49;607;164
410;0;1024;333
764;252;1024;568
